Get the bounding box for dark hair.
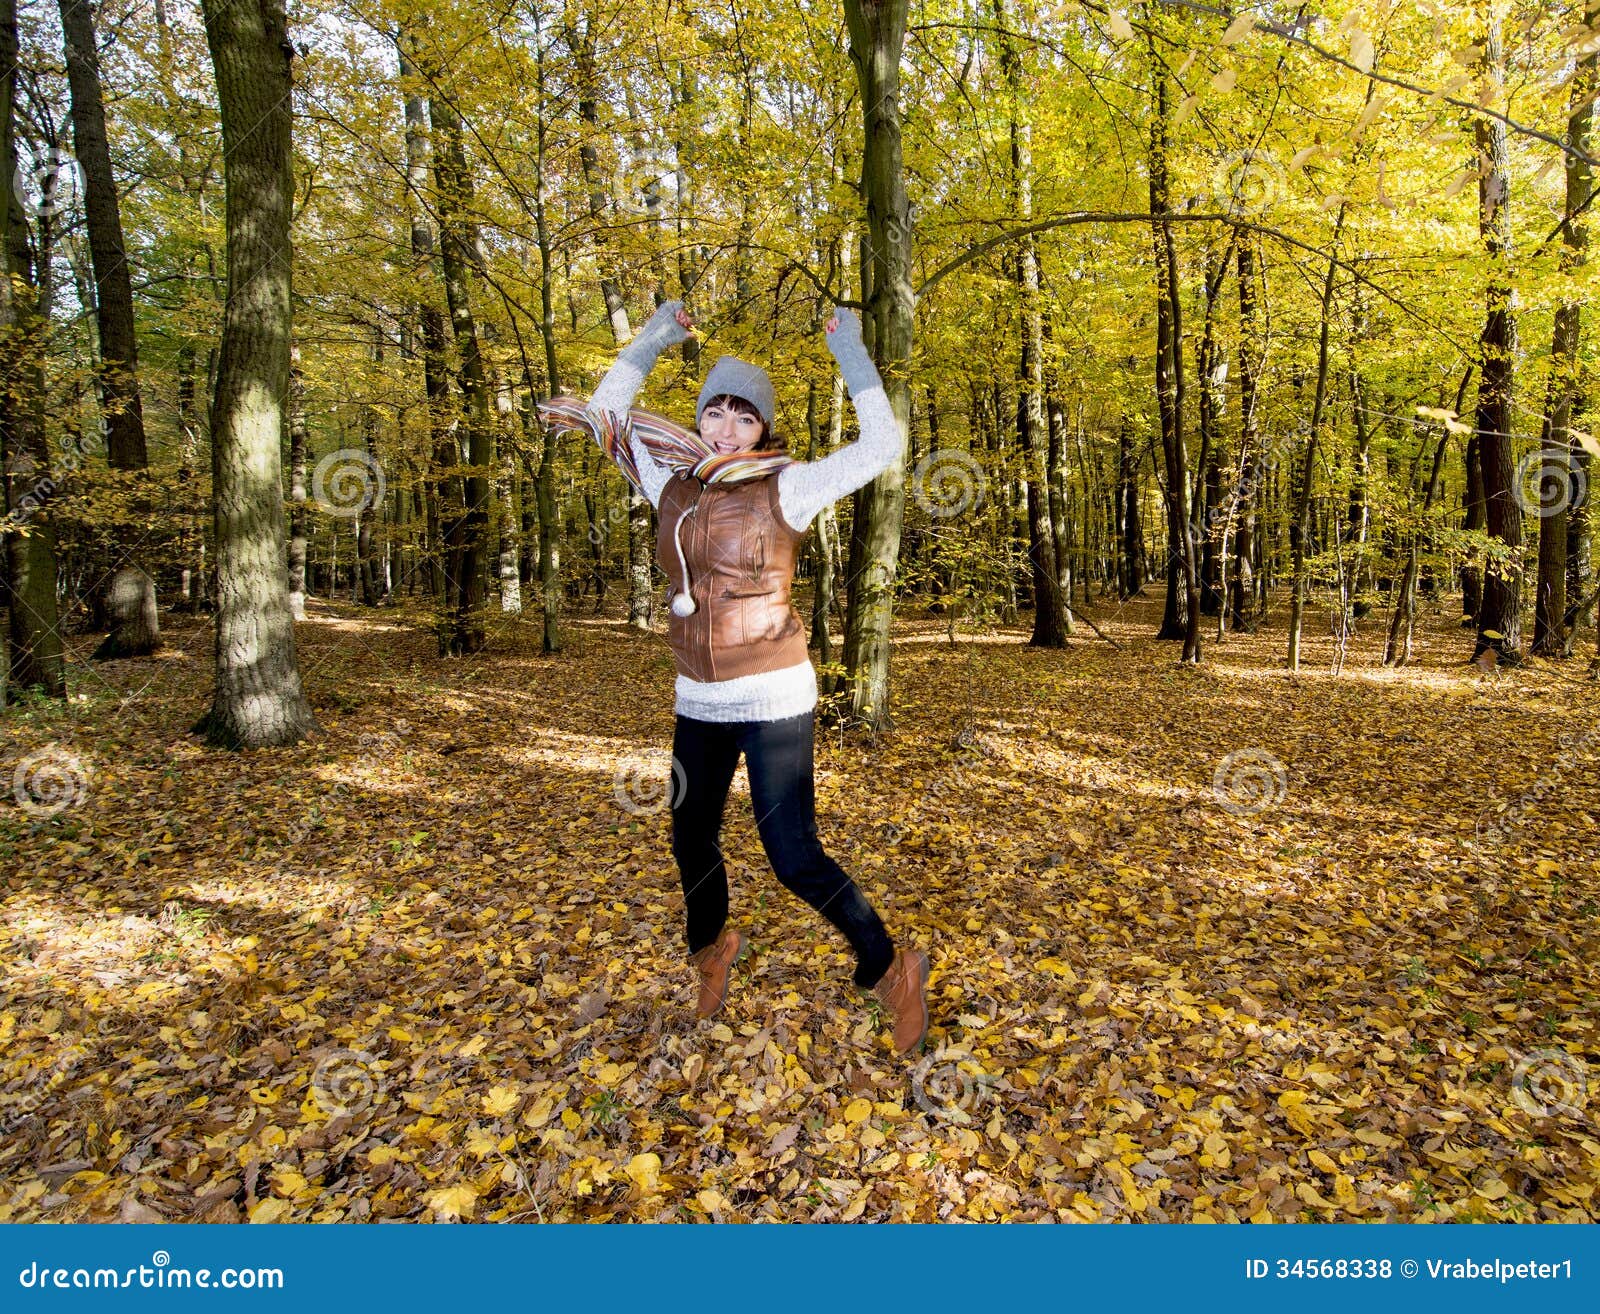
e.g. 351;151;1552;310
703;393;784;453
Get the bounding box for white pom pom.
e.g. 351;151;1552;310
671;592;697;617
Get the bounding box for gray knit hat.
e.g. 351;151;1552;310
696;356;774;429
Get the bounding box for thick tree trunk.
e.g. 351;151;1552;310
1;0;65;699
840;0;912;728
60;0;160;660
191;0;316;747
430;95;493;655
1471;15;1521;661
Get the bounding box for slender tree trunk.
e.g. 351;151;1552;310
1117;415;1144;599
532;36;564;654
1533;50;1594;655
191;0;317;746
1385;373;1465;665
398;33;455;629
565;15;651;632
60;0;161;660
1287;202;1347;671
995;0;1066;646
1146;38;1200;661
287;353;308;617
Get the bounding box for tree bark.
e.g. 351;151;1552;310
532;23;563;654
287;353;308;618
1471;12;1521;661
840;0;913;728
1287;202;1347;671
429;92;493;655
1146;37;1200;661
995;0;1066;647
60;0;161;660
1;0;65;699
1533;50;1594;655
191;0;317;747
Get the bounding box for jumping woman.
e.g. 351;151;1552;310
541;300;929;1054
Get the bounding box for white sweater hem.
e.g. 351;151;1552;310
674;658;819;723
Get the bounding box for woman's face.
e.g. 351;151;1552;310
700;399;766;455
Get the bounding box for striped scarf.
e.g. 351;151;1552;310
537;396;794;496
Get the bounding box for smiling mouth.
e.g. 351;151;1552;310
713;441;740;453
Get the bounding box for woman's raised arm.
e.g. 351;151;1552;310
588;300;695;510
776;308;901;533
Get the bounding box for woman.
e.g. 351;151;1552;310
560;299;929;1054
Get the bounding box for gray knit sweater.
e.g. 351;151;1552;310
589;356;900;722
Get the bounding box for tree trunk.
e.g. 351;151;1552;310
287;354;308;617
1533;50;1594;655
1;0;66;699
398;33;453;623
191;0;316;747
1385;374;1465;666
60;0;160;660
1287;202;1347;671
531;20;564;655
1471;13;1521;662
840;0;913;729
995;0;1066;647
565;15;651;632
430;94;493;655
1117;415;1144;599
1146;39;1200;661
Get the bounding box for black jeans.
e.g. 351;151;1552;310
670;708;896;988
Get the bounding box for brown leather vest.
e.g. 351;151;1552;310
657;469;811;682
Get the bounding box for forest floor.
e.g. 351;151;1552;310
2;585;1597;1222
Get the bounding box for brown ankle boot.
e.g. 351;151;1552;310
690;929;746;1019
871;948;930;1054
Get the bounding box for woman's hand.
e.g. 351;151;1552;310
823;306;878;396
627;299;695;362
